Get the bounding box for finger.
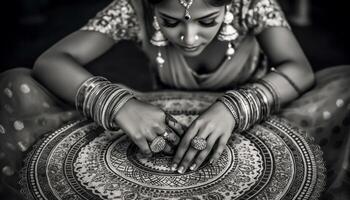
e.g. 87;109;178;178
164;126;180;146
144;130;158;142
165;113;186;136
190;132;221;171
172;123;199;169
210;133;230;164
162;143;175;155
178;127;212;173
133;136;152;155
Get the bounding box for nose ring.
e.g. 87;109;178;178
180;35;199;41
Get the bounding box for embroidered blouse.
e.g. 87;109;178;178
80;0;290;90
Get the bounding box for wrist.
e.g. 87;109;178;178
75;76;136;130
216;99;238;130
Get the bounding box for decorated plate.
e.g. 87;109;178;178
20;92;325;200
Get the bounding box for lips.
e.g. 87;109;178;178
180;45;201;52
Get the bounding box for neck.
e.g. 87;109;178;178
183;38;228;74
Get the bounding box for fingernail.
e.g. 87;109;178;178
171;163;178;171
190;164;197;171
177;166;184;174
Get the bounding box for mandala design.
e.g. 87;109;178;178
74;130;263;199
20;92;325;200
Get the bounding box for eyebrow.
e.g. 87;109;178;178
159;11;220;20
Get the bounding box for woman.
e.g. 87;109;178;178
0;0;349;198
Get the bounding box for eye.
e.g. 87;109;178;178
198;19;218;27
161;18;180;28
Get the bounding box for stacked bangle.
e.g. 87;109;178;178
75;76;135;130
218;79;280;132
256;79;280;113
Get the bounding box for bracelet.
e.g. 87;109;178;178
75;76;136;131
219;83;275;132
256;79;281;113
75;76;108;113
270;67;302;96
218;95;239;129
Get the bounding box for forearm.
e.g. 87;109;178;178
258;60;315;106
33;52;93;105
218;61;315;132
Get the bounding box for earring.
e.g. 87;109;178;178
151;16;168;68
218;5;239;60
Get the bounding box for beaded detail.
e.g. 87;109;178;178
80;0;141;43
245;0;290;35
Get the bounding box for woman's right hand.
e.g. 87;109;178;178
114;98;183;155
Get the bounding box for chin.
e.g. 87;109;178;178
179;45;206;57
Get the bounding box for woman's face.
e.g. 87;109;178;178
154;0;225;57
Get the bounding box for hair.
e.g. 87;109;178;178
147;0;231;7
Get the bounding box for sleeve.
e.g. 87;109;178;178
80;0;141;43
245;0;290;35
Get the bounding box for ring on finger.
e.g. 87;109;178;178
163;130;177;144
190;136;207;151
150;136;166;153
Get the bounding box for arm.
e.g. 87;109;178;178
256;26;315;104
172;0;315;173
33;30;115;104
34;0;184;155
33;0;141;104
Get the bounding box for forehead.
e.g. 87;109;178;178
155;0;222;18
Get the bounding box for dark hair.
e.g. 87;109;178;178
147;0;231;7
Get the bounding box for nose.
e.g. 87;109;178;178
181;24;199;46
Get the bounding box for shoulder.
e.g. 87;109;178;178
80;0;143;43
230;0;290;35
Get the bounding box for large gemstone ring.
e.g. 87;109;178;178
150;136;166;153
190;136;207;151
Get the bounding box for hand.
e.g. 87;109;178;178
115;98;183;155
172;101;236;173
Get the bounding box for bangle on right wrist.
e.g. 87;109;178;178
75;76;136;130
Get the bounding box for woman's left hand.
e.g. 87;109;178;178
172;101;236;173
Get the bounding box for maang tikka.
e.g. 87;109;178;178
218;5;239;60
179;0;194;20
151;16;168;68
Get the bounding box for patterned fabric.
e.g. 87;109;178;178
19;93;325;200
245;0;290;34
0;68;81;186
79;0;290;43
80;0;141;43
230;0;290;35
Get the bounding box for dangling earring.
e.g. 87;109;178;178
151;16;168;68
218;5;239;60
